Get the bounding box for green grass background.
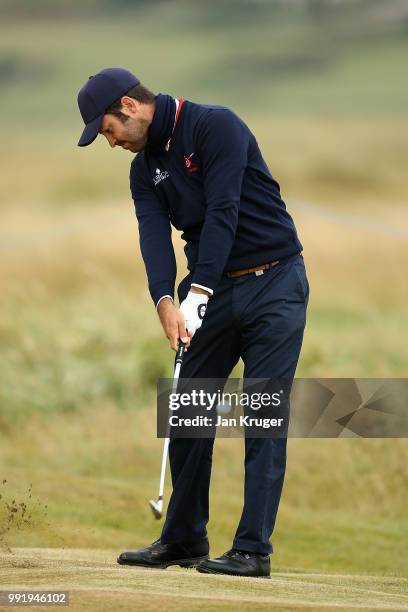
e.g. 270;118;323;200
0;0;407;587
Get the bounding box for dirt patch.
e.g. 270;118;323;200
0;480;47;553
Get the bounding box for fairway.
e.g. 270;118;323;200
1;548;407;611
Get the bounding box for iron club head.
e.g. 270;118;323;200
149;499;163;519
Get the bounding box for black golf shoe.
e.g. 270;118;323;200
117;538;209;569
196;549;271;578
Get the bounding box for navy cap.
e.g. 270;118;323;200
77;67;140;147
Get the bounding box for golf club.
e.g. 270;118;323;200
149;340;186;519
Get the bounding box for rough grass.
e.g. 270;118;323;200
1;201;407;429
1;118;407;211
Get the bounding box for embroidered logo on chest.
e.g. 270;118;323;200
184;153;200;174
153;168;170;186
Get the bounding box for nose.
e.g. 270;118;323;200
105;134;117;148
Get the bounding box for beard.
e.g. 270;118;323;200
120;116;150;153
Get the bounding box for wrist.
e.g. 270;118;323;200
157;296;174;314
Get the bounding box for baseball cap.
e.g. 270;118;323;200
77;67;140;147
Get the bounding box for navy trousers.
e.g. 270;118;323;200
160;253;309;555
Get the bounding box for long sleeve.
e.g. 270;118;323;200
130;157;177;306
191;109;249;291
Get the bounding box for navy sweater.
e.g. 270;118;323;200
130;94;302;306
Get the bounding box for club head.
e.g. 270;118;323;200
149;499;163;520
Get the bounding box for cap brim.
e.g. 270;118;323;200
78;114;104;147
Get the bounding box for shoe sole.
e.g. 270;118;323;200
196;565;271;579
117;554;209;569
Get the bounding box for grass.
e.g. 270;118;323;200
1;401;407;573
1;117;408;210
1;12;407;214
1;127;407;603
1;203;407;421
1;548;408;611
1;5;408;118
0;548;407;612
2;398;406;609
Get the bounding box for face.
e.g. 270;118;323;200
100;97;153;153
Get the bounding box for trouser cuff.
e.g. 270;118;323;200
232;537;273;555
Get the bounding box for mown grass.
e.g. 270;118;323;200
1;548;407;611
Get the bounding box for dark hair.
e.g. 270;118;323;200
105;83;155;121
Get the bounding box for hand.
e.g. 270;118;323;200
157;298;191;351
180;290;209;337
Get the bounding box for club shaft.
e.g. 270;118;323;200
157;342;186;502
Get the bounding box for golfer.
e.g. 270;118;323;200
77;68;309;578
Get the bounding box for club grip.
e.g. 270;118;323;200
175;340;186;365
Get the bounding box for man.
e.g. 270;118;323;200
77;67;309;578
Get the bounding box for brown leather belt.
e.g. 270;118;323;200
225;259;280;278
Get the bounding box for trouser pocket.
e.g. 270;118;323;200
293;260;310;304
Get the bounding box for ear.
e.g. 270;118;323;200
121;96;139;116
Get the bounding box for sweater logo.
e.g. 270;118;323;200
184;153;200;174
153;168;170;186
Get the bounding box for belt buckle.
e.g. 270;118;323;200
255;270;264;276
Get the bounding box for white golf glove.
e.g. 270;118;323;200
180;291;209;336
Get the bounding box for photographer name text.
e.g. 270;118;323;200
168;415;284;429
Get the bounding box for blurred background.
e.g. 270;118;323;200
0;0;407;577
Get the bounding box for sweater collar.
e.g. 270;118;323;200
145;93;176;153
